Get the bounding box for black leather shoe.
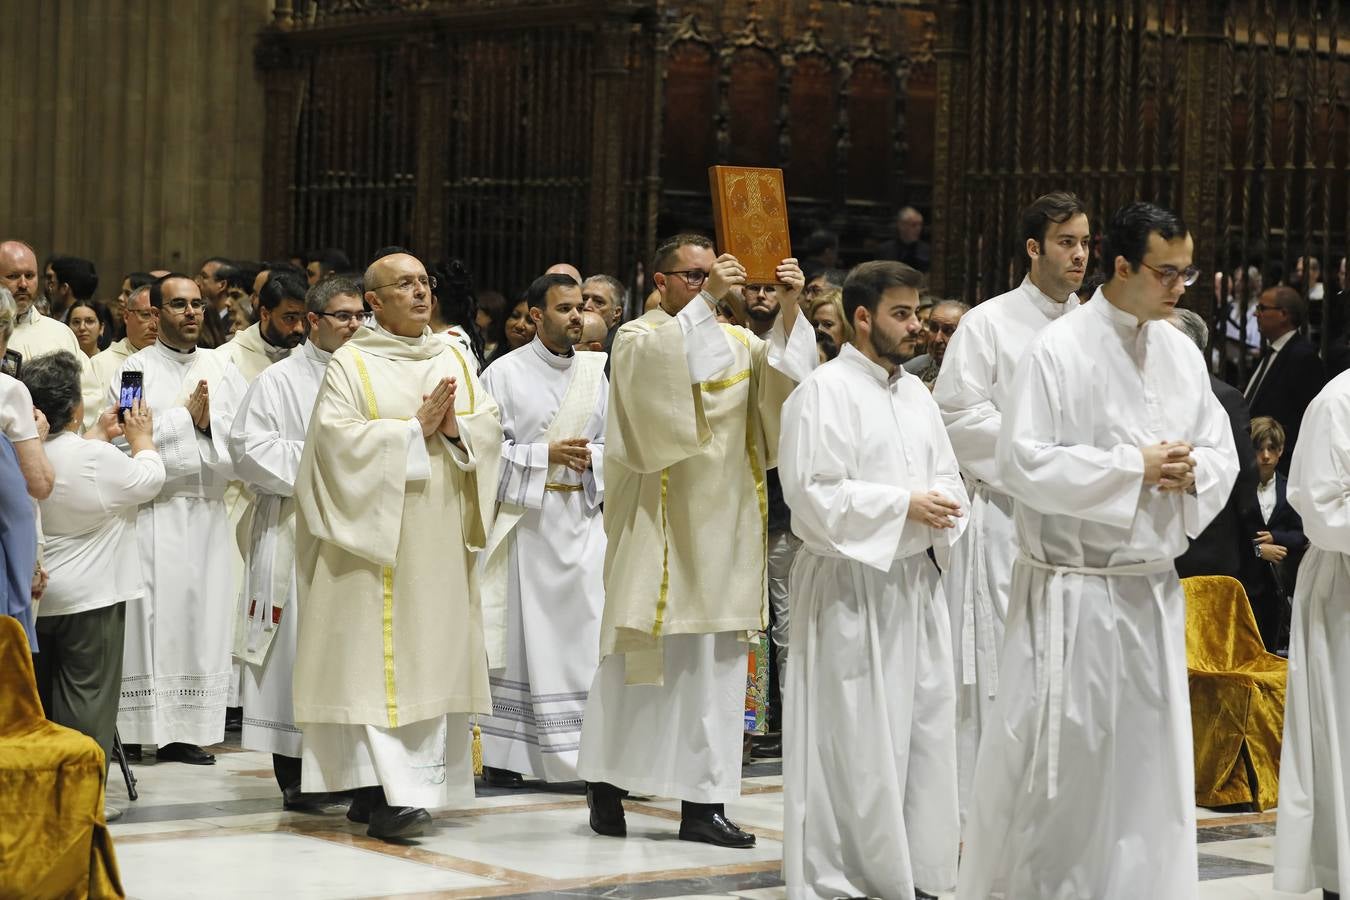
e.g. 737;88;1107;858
586;782;627;837
120;743;142;763
483;766;524;788
346;790;372;824
367;804;431;841
1324;892;1340;900
224;706;243;733
155;743;216;765
678;811;756;848
282;783;335;813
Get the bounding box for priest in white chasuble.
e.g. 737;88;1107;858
779;260;968;900
1274;369;1350;898
291;251;501;842
477;273;607;786
576;233;817;848
956;203;1238;900
82;284;159;430
931;191;1089;826
226;277;366;809
111;274;249;765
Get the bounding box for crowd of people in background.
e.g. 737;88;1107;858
0;185;1348;900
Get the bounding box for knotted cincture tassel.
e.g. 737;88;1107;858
472;718;483;776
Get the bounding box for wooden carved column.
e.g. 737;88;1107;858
412;31;450;260
1180;2;1231;318
586;13;634;277
930;0;972;298
256;32;307;257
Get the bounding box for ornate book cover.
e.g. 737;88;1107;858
708;165;792;284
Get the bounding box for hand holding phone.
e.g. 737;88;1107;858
121;399;155;453
118;371;144;423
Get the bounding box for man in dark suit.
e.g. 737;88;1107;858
1246;416;1308;652
1169;309;1263;582
1245;285;1326;473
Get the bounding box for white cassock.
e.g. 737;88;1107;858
956;290;1238;900
226;339;330;759
112;342;248;746
477;338;606;782
779;344;968;900
217;322;292;707
930;276;1079;824
1274;369;1350;897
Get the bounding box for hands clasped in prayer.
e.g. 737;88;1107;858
416;376;460;440
185;379;210;432
549;437;592;472
1141;439;1197;493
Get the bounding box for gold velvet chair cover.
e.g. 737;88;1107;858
0;616;123;898
1183;575;1286;811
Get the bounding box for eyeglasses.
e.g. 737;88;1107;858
661;269;709;288
925;320;959;336
368;275;437;293
1141;262;1200;289
744;284;774;296
164;299;207;313
126;308;156;321
319;310;372;325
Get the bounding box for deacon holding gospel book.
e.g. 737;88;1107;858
577;233;817;847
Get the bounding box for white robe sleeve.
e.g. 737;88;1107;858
932;320;1003;488
228;377;304;497
675;292;736;383
779;376;910;572
996;348;1145;530
199;363;248;482
762;307;819;384
405;419;431;482
1180;375;1240;539
152;405;205;480
583;376;607;509
481;368;547;508
1288;383;1350;554
926;392;972;567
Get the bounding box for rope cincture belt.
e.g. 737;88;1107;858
1015;553;1175;800
961;481;1001;698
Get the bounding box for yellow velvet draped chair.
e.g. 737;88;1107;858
0;616;123;899
1183;575;1287;811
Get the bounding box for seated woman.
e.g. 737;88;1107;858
23;351;165;766
1247;416;1308;653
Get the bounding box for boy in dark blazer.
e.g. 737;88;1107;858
1246;416;1308;652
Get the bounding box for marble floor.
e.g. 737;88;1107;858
105;735;1318;900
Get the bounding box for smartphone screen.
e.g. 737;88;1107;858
118;371;144;422
1;349;21;380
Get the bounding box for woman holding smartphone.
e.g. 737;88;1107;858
22;350;165;819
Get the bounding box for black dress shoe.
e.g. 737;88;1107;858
282;783;335;813
224;706;243;733
155;743;216;765
1324;891;1340;900
482;766;524;788
120;743;142;763
678;811;756;848
346;790;372;824
586;782;627;837
367;804;431;841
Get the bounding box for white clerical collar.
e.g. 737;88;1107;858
155;338;197;358
303;340;333;366
1020;275;1079;319
839;342;905;386
1093;288;1149;330
529;335;574;370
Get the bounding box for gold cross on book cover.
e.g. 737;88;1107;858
708;165;792;284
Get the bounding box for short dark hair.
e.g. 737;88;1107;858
842;260;924;323
219;261;262;293
814;329;839;361
148;273;194;308
1101;202;1188;282
306;276;363;316
652;233;714;275
198;256;232;272
126;271;156;291
49;255;99;300
1021;191;1090;252
802;229;839;258
306;247;351;275
527;273;581;310
259;272;308;312
21;350;83;434
1265;285;1307;328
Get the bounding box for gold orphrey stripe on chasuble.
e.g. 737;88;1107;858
350;349;400;728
